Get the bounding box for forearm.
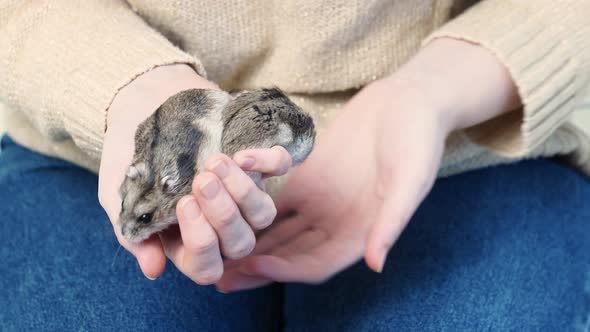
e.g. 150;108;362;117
107;64;219;130
386;37;521;133
416;1;590;156
0;1;204;161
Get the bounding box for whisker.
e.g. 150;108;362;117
111;244;123;267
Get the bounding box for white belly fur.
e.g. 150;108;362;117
193;91;231;173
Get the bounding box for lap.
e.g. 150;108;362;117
284;158;590;332
0;136;281;332
3;135;589;331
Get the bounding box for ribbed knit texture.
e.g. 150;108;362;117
1;0;589;178
0;1;205;162
425;0;590;157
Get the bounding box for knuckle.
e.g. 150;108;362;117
249;202;276;230
274;146;292;167
205;153;230;170
185;235;218;255
214;207;239;228
193;268;223;285
280;148;293;168
266;204;278;223
250;215;273;230
271;156;284;172
209;152;228;161
192;172;219;196
273;145;288;156
233;182;257;203
224;235;255;260
191;174;203;194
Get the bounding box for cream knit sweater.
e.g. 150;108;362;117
1;0;589;179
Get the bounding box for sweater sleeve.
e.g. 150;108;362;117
424;0;590;157
0;0;206;161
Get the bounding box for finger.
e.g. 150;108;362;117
364;197;409;273
128;236;167;280
216;270;272;293
205;154;276;230
364;175;433;273
109;206;166;280
244;236;362;284
251;215;308;255
233;146;292;176
193;172;256;260
215;228;327;292
222;215;307;279
98;127;167;280
225;225;328;274
271;227;328;257
173;196;224;285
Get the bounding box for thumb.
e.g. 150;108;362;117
132;236;167;280
111;217;166;280
364;176;433;272
100;183;167;280
364;196;411;273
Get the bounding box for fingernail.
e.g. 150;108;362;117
181;198;201;220
199;176;219;199
376;248;389;273
376;256;386;273
236;156;255;169
216;286;228;294
146;275;157;281
211;159;228;178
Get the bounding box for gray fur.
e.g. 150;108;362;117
119;88;315;243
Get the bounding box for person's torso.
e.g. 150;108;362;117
127;0;477;93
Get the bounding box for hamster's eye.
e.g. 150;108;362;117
137;213;153;224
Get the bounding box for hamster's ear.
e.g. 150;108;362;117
161;175;180;194
126;162;146;179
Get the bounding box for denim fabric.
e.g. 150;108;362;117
0;134;588;332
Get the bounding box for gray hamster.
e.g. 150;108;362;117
118;88;315;243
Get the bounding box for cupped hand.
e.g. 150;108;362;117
98;64;292;282
99;64;214;280
217;37;521;292
216;78;449;291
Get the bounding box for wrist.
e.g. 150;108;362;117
384;37;521;132
107;64;219;130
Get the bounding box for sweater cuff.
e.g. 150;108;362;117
62;21;205;160
64;41;204;161
423;1;584;157
1;1;206;162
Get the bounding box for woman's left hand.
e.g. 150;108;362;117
216;78;449;291
216;37;521;292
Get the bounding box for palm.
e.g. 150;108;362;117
217;81;448;291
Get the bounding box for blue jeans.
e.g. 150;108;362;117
1;134;589;332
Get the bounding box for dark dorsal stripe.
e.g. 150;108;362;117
260;88;286;101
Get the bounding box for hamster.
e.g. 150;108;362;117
118;88;315;243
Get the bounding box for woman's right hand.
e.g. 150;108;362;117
98;64;290;283
98;64;216;279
